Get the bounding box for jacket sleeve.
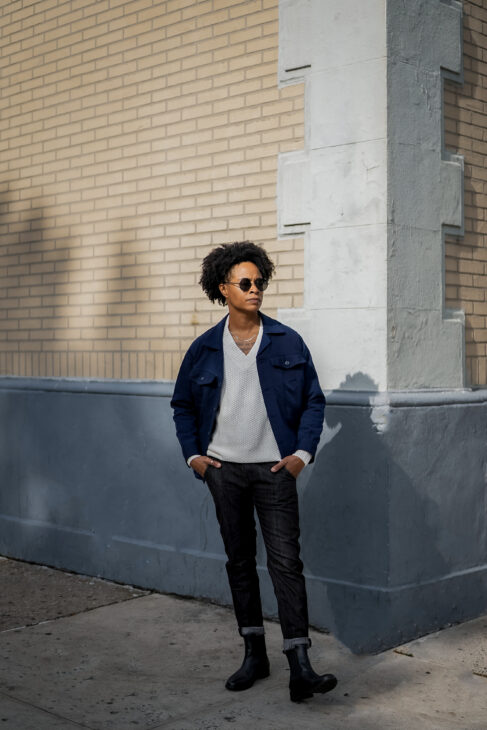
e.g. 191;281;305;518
170;346;201;462
294;340;326;460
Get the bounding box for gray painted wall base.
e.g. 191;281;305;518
1;377;486;653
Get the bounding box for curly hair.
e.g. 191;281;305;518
199;241;275;306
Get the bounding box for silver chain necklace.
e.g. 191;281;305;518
229;329;257;344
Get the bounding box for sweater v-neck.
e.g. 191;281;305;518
224;316;263;368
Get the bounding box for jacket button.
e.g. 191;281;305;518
200;376;204;380
284;360;290;366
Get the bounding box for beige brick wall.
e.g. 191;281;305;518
0;0;304;380
444;0;487;386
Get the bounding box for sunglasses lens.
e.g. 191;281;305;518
256;279;268;291
238;278;252;291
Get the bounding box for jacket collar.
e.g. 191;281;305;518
203;312;286;352
258;312;286;355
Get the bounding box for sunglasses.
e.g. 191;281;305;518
225;277;269;292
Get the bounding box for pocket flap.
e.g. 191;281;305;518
270;355;306;369
190;370;217;385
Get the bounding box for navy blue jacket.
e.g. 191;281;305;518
170;312;325;478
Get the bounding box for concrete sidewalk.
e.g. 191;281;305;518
1;558;486;729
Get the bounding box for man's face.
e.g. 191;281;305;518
219;261;264;315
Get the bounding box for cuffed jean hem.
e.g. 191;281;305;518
239;626;265;636
282;636;312;651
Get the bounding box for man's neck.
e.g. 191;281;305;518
227;310;260;333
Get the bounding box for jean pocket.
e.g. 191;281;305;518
204;464;220;484
282;466;296;480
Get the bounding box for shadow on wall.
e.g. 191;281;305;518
0;189;83;376
298;372;449;652
0;190;48;375
0;185;157;379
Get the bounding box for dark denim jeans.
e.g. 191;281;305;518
205;461;309;640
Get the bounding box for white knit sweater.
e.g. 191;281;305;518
206;318;280;462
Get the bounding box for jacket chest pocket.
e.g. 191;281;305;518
269;355;306;407
190;369;218;403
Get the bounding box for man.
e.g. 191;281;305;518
171;241;337;702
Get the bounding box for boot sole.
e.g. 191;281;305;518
289;676;338;702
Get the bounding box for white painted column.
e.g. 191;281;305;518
386;0;464;388
277;0;465;391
